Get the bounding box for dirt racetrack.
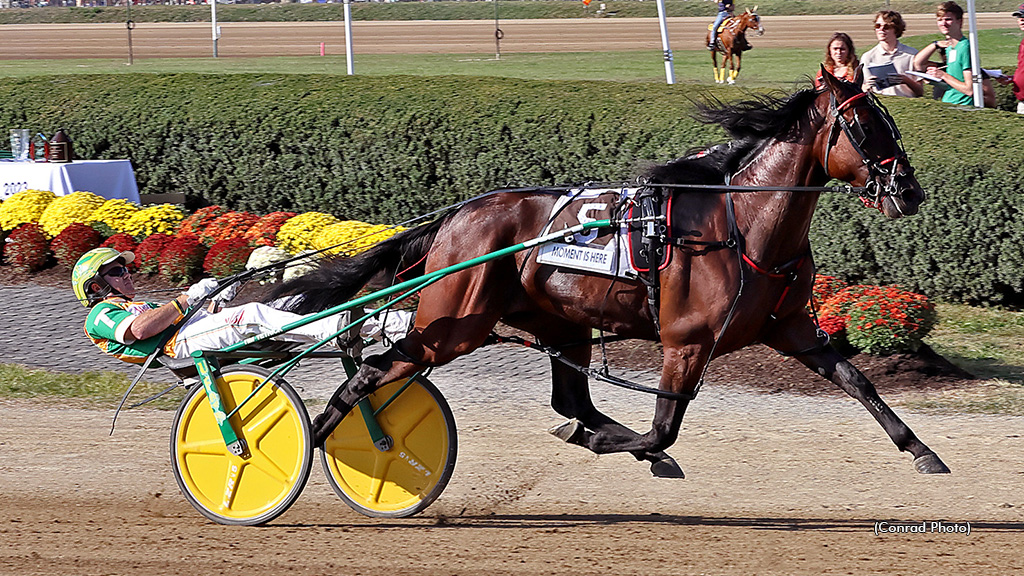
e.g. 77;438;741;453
0;14;1012;60
3;386;1023;575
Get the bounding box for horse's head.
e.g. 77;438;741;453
742;7;764;36
816;67;925;218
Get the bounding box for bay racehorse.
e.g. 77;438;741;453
706;7;764;84
274;69;949;480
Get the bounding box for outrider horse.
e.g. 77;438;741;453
275;69;950;479
706;7;764;84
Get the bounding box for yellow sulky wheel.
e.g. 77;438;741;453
170;365;313;526
321;376;457;518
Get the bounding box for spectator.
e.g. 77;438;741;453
861;10;924;97
996;3;1024;114
709;0;734;50
816;33;860;86
913;1;977;106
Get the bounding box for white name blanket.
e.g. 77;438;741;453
535;187;640;279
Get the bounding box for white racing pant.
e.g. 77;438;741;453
171;302;414;359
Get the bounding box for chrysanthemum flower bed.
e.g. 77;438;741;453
38;191;106;238
159;234;207;285
276;212;339;254
200;211;260;247
812;275;936;355
135;233;175;274
0;189;395;290
88;198;140;234
244;212;296;247
0;189;55;232
204;237;254;278
177;205;228;238
123;204;186;238
50;222;103;268
5;222;51;273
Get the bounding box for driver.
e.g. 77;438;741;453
73;247;410;363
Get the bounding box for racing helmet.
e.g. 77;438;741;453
72;247;135;307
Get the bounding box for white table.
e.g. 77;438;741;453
0;159;140;203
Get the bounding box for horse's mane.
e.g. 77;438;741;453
643;88;820;185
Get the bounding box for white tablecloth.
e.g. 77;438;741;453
0;159;140;204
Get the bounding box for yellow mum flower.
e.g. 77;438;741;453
38;191;106;237
276;212;340;254
88;198;141;233
122;204;186;238
314;221;405;256
0;189;56;232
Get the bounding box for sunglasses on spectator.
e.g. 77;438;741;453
874;23;894;29
103;265;130;278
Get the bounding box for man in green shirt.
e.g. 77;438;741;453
74;248;408;364
913;1;976;106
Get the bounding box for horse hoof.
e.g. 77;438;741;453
914;453;951;474
727;78;736;85
650;456;685;478
548;419;585;444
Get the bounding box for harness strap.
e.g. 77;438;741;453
395;251;429;282
485;333;697;401
835;91;869;112
637;186;665;335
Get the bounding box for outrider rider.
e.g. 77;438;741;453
709;0;735;50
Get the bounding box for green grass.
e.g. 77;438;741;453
897;380;1024;414
0;363;183;409
1;29;1021;85
926;303;1024;384
1;0;1023;24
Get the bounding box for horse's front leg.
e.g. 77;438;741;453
542;323;684;477
762;313;950;474
582;343;705;463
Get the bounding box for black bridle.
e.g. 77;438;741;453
822;90;917;213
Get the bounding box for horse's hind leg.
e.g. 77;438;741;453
763;315;950;474
534;320;684;477
312;272;508;445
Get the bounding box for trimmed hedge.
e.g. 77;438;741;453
1;74;1022;304
0;74;723;220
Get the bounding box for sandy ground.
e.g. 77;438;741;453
0;14;1013;60
2;383;1023;575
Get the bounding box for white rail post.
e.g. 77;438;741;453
344;0;355;75
655;0;676;85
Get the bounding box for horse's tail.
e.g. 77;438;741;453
269;215;449;315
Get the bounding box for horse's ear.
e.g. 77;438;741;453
853;64;865;88
753;4;758;11
819;64;839;91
